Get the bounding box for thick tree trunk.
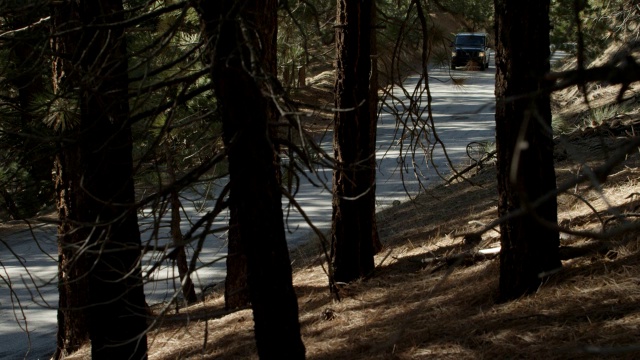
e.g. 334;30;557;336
331;0;380;285
224;202;250;309
223;0;279;312
52;1;148;358
494;0;562;301
196;1;306;358
369;0;383;255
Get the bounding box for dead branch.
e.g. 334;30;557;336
446;149;497;184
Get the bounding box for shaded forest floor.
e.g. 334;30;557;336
130;84;640;359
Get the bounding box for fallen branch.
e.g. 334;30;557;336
447;150;497;184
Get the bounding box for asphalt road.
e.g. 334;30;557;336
0;60;499;359
287;61;497;241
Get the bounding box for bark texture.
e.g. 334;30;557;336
165;140;198;305
494;0;562;301
222;0;279;310
331;0;380;285
52;1;148;358
197;1;306;358
223;0;278;311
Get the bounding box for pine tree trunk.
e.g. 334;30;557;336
331;0;379;285
224;0;279;311
369;0;383;255
52;1;148;358
165;139;198;305
169;191;198;305
196;1;306;358
224;202;250;309
51;3;90;357
494;0;562;301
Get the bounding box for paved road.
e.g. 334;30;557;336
288;62;497;237
0;62;497;359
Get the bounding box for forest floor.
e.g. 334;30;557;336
127;80;640;359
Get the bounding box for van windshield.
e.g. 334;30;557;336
455;35;485;47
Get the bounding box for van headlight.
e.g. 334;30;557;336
451;51;457;57
479;51;485;58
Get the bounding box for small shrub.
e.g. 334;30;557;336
552;114;575;135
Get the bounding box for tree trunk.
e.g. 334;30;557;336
196;1;306;358
223;0;279;311
165;139;198;305
331;0;380;286
52;1;148;358
369;0;383;255
224;202;250;309
494;0;562;301
51;3;90;357
169;191;198;305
